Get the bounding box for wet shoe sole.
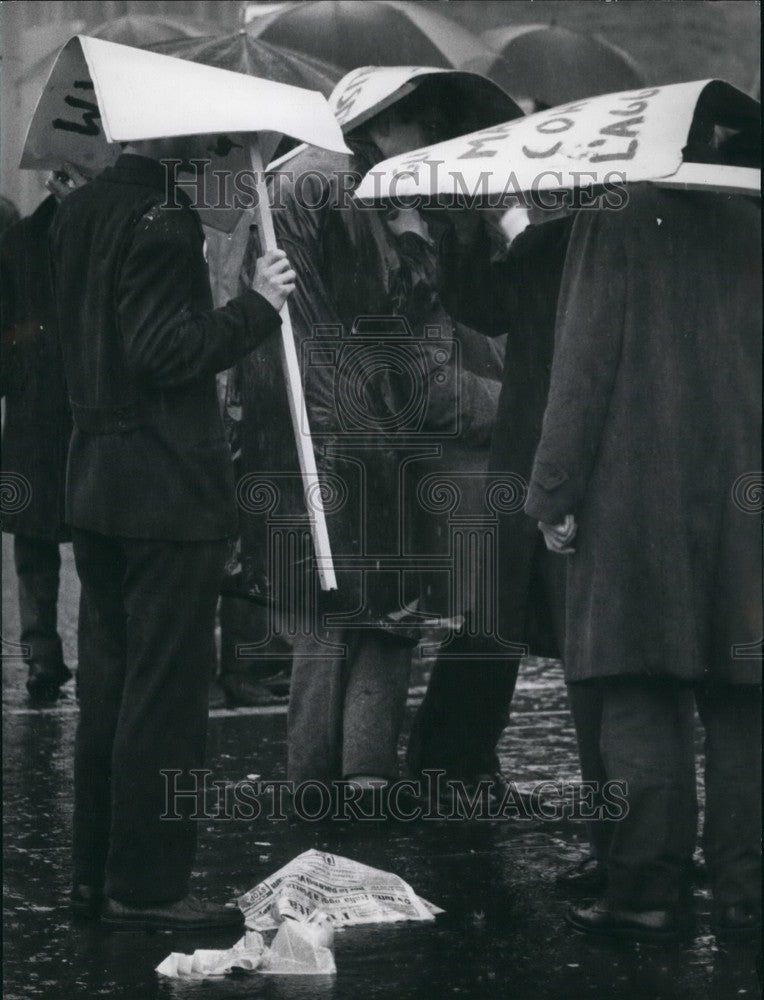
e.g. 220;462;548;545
564;910;683;943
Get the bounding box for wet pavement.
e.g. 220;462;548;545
2;535;761;1000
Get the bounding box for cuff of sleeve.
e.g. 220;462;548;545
237;289;283;340
524;461;575;524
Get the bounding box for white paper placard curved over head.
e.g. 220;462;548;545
354;79;760;202
20;34;350;173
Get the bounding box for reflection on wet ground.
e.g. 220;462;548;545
2;537;760;999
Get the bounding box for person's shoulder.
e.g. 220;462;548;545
270;144;353;201
130;196;203;250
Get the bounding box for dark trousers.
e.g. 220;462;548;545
408;545;566;778
566;681;613;861
71;527;226;904
288;628;412;783
13;534;66;672
407;630;520;777
597;677;761;912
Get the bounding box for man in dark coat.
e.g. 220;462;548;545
526;184;761;940
1;188;73;701
49;141;294;930
407;209;575;795
239;78;505;796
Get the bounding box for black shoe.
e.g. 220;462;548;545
220;674;286;707
258;670;291;697
208;678;228;710
430;773;535;817
102;894;244;932
26;663;72;702
555;856;608;898
70;884;102;918
564;899;682;942
714;903;761;939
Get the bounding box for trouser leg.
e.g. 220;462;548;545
13;533;65;673
104;537;226;904
342;632;412;780
407;630;518;777
696;683;762;911
566;681;613;860
71;529;127;890
599;678;697;910
287;627;347;783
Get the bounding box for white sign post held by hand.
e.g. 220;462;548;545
249;138;338;592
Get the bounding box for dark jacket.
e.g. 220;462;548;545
1;196;71;540
439;216;573;655
525;186;762;684
48;154;281;541
238;141;501;617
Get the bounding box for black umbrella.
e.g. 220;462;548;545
151;30;342;97
90;14;216;47
482;23;645;110
244;0;498;74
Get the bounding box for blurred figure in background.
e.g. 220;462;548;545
0;169;85;702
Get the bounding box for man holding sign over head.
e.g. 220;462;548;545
49;137;295;930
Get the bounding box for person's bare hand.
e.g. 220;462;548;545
252;249;296;312
538;514;577;555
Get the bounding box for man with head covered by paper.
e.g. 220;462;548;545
237;69;520;803
49;134;296;931
525;172;761;940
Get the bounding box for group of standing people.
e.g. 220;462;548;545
1;66;760;942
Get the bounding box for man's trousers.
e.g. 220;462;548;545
288;627;412;783
594;677;761;912
13;534;67;675
71;527;226;904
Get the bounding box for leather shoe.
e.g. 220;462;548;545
555;856;607;898
27;662;72;702
102;894;244;932
70;884;102;918
220;674;286;707
565;899;682;942
715;903;761;939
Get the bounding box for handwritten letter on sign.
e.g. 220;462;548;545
355;80;730;202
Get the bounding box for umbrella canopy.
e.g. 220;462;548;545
244;0;497;74
355;79;760;204
150;31;342;98
89;14;215;47
20;35;349;176
481;24;644;109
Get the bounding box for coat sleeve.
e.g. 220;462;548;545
438;223;518;336
0;232;15;398
524;209;627;524
117;206;281;387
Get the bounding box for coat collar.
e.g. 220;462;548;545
101;153;176;193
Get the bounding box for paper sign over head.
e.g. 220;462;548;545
330;64;522;135
354;79;760;202
20;33;350;175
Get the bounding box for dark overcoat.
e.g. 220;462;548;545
1;196;71;540
239;141;501;618
48;154;281;541
525;185;762;684
438;216;573;655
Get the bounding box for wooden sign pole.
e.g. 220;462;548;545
249;138;338;591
